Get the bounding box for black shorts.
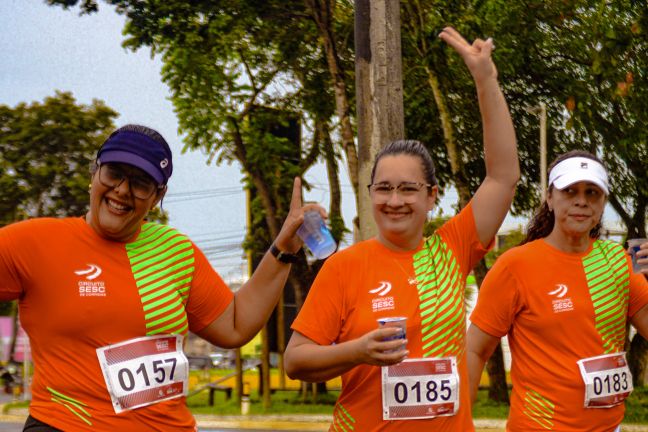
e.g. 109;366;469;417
23;415;62;432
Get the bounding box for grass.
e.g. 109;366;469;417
624;386;648;423
472;390;508;419
187;379;648;425
471;387;648;424
187;388;339;415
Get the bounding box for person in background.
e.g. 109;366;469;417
467;150;648;432
0;124;320;431
284;26;519;431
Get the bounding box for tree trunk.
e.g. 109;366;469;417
305;0;359;208
320;120;343;243
628;333;648;387
354;0;405;240
424;67;472;205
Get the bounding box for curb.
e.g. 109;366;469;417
2;408;646;431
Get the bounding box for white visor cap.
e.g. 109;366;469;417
548;156;609;195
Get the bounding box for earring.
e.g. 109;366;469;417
88;183;92;191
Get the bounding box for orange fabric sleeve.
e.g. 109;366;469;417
469;252;520;337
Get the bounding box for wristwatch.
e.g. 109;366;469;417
270;244;299;264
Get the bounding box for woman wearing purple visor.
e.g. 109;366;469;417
467;150;648;431
0;124;322;431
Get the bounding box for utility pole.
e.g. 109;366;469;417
355;0;405;240
526;103;547;200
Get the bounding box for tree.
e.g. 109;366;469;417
487;0;648;386
0;91;118;361
49;0;648;392
0;91;117;225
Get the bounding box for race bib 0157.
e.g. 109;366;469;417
96;334;189;413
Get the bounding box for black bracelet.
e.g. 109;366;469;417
270;244;299;264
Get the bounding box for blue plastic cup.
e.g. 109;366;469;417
297;211;337;259
629;238;648;273
377;317;407;352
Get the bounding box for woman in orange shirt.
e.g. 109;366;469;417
284;27;519;431
0;124;321;431
468;150;648;431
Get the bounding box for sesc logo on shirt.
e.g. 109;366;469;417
75;264;107;297
370;281;395;312
548;283;573;313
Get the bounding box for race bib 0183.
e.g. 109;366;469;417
577;352;633;408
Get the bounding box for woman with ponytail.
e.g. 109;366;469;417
466;150;648;431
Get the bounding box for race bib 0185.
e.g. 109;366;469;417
381;357;459;420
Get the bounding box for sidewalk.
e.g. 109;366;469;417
1;407;647;431
196;414;509;430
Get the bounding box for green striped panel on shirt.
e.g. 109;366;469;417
414;234;466;359
523;387;555;430
331;403;355;431
126;223;195;336
582;240;631;353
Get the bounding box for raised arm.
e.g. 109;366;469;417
197;178;316;347
439;27;520;246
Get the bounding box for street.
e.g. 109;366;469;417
0;425;310;432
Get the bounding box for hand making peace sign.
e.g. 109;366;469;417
439;26;498;85
274;177;328;254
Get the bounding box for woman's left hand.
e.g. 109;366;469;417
438;26;497;85
631;240;648;275
273;177;327;253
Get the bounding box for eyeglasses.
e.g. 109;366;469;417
367;182;431;203
97;163;164;200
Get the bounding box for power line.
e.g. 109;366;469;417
164;187;244;203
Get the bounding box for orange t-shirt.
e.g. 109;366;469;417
0;217;233;431
471;238;648;432
292;203;490;431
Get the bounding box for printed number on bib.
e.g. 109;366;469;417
577;352;633;408
96;335;189;413
381;357;459;420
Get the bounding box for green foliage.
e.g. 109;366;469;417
497;0;648;235
485;227;525;267
472;389;509;419
624;385;648;424
423;212;451;237
0;91;117;225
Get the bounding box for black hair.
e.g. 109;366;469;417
522;150;604;244
370;140;438;187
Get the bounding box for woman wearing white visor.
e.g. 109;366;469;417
466;150;648;431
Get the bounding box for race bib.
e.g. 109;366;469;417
381;357;459;420
577;352;633;408
96;335;189;413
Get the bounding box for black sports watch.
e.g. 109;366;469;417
270;244;299;264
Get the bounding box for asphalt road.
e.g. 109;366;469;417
0;425;298;432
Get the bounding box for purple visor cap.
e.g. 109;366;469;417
97;131;172;185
